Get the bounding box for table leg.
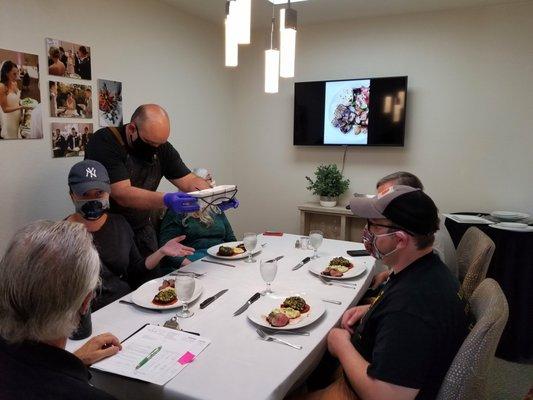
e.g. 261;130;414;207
300;210;307;235
340;216;347;241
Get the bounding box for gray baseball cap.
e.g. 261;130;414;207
68;160;111;195
349;185;439;235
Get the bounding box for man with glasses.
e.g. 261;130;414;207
85;104;238;257
304;185;472;400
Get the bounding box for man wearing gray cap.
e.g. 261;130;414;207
306;186;472;400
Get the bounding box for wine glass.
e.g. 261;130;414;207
174;273;196;318
309;230;323;259
243;232;258;263
260;259;278;295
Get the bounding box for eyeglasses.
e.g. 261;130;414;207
366;219;414;236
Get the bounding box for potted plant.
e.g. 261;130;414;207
306;164;350;207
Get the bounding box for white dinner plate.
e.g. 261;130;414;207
444;214;493;224
247;292;325;331
490;211;529;221
489;223;533;233
131;277;203;310
206;241;261;260
308;257;369;280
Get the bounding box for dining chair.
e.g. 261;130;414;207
456;227;495;300
436;278;508;400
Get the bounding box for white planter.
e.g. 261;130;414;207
319;196;338;207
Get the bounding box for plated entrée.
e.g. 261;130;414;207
266;296;311;328
131;277;203;310
321;257;354;277
152;279;177;306
217;243;245;257
308;256;368;280
207;241;262;260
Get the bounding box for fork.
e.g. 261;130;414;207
319;276;357;289
170;271;205;278
256;329;302;349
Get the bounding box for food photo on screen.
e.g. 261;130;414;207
323;79;370;145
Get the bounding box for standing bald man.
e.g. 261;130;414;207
85;104;217;257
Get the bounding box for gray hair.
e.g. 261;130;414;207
0;220;100;343
376;171;424;190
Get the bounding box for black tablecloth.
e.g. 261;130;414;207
445;217;533;363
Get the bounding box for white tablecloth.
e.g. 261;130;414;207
66;234;374;400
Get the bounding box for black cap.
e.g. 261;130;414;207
68;160;111;195
349;185;439;235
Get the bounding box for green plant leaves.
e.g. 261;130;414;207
305;164;350;197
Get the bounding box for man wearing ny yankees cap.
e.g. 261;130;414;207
304;185;473;400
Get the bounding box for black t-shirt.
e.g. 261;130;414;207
90;213;149;310
352;252;473;400
0;338;116;400
84;125;190;185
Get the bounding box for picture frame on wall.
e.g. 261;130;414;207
0;47;43;140
46;38;91;80
98;79;123;127
49;81;92;119
51;122;93;158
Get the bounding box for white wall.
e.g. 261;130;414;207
0;0;233;253
1;1;532;250
228;2;533;237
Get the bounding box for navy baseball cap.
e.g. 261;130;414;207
68;160;111;195
349;185;439;235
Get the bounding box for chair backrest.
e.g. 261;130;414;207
436;278;509;400
456;227;495;299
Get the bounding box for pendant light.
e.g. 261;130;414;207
279;0;297;78
265;4;280;93
235;0;252;45
225;0;238;67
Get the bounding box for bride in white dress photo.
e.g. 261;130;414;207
0;60;31;139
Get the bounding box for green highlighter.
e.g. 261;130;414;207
135;346;162;370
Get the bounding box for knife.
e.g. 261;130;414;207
292;256;311;271
199;289;229;309
119;300;162;313
203;259;236;268
266;255;284;263
233;292;261;316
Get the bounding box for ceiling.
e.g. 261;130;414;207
163;0;525;28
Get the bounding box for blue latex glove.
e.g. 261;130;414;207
217;198;239;212
163;192;200;213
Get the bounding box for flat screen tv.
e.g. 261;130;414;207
294;76;407;146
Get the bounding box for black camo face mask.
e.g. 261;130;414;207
74;199;109;220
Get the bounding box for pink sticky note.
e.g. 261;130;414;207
178;351;196;365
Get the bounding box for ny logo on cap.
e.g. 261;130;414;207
86;167;97;178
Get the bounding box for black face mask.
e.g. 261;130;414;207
131;134;157;162
74;199;109;220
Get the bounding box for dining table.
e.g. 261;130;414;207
65;233;374;400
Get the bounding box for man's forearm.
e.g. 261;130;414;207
171;174;210;192
112;186;165;210
337;344;372;399
338;345;417;400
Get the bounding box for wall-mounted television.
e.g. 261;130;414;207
294;76;407;146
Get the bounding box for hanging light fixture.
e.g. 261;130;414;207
225;0;238;67
235;0;252;45
279;0;297;78
265;4;279;93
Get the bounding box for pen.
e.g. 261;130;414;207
135;346;162;370
121;323;149;344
